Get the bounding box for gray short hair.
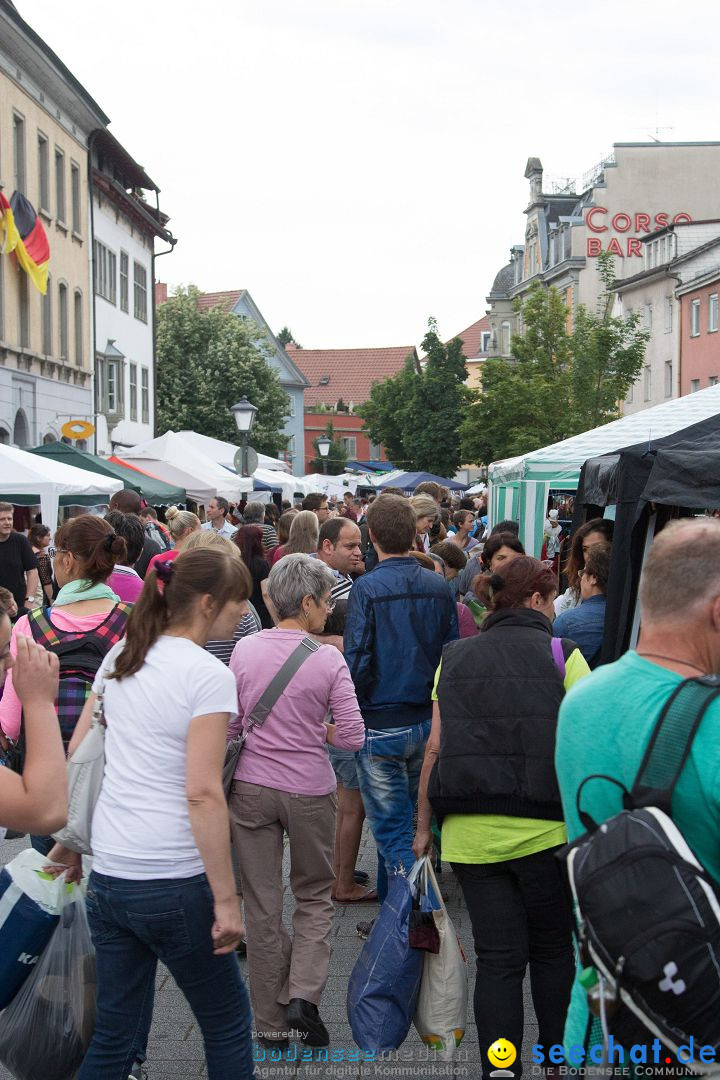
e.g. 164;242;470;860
267;553;336;620
242;502;266;524
639;518;720;621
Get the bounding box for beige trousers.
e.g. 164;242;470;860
229;780;337;1038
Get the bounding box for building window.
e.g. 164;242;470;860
691;379;700;393
106;360;118;413
18;273;29;349
710;376;719;386
119;252;129;312
369;440;382;460
12;113;26;195
644;303;652;330
285;434;295;461
74;290;82;365
70;163;81;234
690;298;701;337
42;274;52;355
129;363;138;421
141;368;150;423
37;133;49;211
501;321;511;355
341;436;357;458
480;331;491;353
94;240;116;303
55;148;66;224
643;365;651;401
58;282;68;361
664;361;672;398
133;262;148;322
709;294;719;333
664;297;673;334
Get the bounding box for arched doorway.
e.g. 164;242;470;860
0;427;9;445
13;409;29;448
43;432;58;444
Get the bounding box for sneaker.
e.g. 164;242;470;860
128;1062;147;1080
287;998;329;1047
356;918;375;940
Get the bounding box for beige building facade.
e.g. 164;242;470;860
487;143;720;363
0;2;107;448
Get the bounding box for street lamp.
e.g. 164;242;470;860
230;396;258;477
316;435;331;475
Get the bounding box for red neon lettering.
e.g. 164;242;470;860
586;207;608;233
607;238;624;256
627;238;643;257
612;213;632;233
654;213;669;229
587;238;603;256
634;213;651;233
673;213;692;224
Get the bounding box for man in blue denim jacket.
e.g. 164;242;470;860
344;495;458;902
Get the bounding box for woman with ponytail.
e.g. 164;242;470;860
0;515;132;852
47;547;255;1079
413;556;591;1080
146;506;201;574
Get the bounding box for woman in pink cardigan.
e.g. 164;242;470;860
228;554;364;1053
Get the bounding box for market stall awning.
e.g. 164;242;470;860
29;443;185;505
0;443;123;527
177;431;292;473
119;431;254;503
376;470;467;493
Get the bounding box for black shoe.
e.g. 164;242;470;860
287;998;329;1047
353;869;369;885
256;1035;289;1051
356;918;375;940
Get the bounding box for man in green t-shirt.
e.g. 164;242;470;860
556;517;720;1048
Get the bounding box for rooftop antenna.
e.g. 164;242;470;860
633;118;674;143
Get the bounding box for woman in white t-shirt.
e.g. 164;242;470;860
47;548;254;1080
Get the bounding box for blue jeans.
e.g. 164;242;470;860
355;721;431;902
79;871;253;1080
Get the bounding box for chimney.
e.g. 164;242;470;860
155;282;168;305
524;157;543;205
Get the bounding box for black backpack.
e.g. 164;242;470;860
562;676;720;1060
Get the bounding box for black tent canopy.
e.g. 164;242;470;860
574;411;720;662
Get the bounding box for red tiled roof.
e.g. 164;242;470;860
449;316;490;360
195;290;246;312
287;345;417;407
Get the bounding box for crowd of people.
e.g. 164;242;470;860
0;483;717;1080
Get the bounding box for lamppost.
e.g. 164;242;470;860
316;435;331;475
230;396;258;476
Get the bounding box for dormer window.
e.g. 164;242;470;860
319;375;330;385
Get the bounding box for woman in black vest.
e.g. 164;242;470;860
414;557;590;1080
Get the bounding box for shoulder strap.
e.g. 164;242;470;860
27;606;61;647
550;636;566;679
245;637;321;731
629;675;720;813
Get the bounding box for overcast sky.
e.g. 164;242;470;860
22;0;720;350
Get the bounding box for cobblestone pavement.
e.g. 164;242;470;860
0;829;538;1080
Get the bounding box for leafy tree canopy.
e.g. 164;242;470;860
156;286;290;455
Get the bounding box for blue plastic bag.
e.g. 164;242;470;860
347;865;423;1053
0;850;71;1009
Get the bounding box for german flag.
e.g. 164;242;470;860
0;192;50;294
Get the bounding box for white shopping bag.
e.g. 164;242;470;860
412;857;468;1059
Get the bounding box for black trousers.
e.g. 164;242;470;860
452;845;575;1080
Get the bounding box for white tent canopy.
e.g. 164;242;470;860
120;432;253;503
488;385;720;555
176;431;291;473
251;469;315;502
0;443;123;527
300;473;361;497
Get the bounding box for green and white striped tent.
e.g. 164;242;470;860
488;384;720;557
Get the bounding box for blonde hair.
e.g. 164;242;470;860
409;494;439;521
165;506;201;541
286;509;320;555
183;530;240;558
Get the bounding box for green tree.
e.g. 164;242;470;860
156;286;290;454
355;355;419;466
276;326;300;348
461;260;648;465
308;421;348;475
403;319;469;477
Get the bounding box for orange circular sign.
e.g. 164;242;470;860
60;420;95;440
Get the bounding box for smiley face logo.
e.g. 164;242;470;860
488;1039;517;1069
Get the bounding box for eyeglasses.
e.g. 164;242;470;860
48;547;67;559
323;597;336;613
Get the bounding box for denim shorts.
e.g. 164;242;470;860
327;745;360;790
